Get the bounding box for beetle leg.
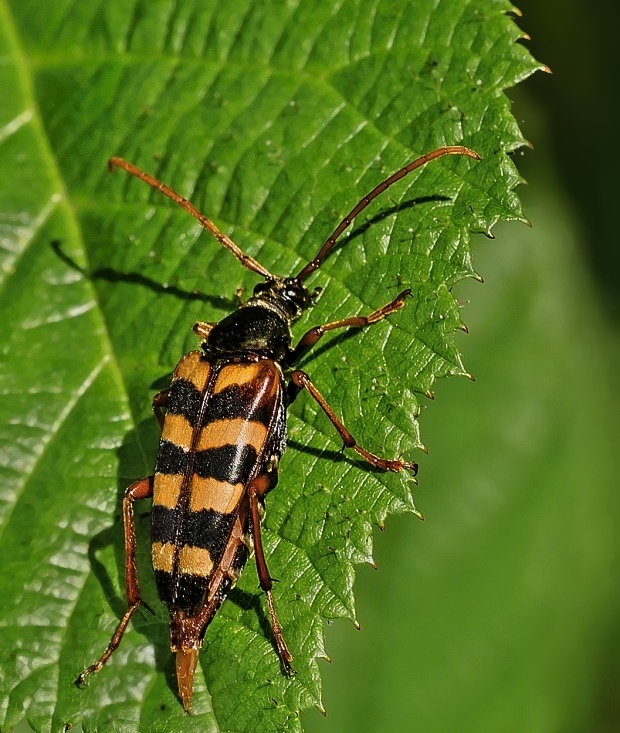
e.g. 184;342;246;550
152;390;168;429
75;475;154;686
193;321;216;340
234;286;245;307
285;289;411;366
247;474;293;674
289;370;417;474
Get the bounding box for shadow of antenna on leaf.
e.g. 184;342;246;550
49;240;236;310
326;194;452;257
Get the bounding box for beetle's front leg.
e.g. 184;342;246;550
76;475;154;686
247;473;293;674
289;371;417;475
285;289;410;366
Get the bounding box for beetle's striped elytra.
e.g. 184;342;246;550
76;145;480;711
151;355;284;616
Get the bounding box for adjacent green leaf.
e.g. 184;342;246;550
0;1;542;732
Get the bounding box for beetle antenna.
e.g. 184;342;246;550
108;157;275;280
295;145;480;282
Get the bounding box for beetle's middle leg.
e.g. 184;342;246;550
289;371;417;474
76;475;154;685
247;474;294;674
285;289;410;366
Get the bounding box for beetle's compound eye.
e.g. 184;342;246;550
285;286;305;306
282;280;312;310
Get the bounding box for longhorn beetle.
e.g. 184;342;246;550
77;145;479;710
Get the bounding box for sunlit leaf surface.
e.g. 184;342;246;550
0;1;541;731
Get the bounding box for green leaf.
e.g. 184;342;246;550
301;142;620;732
0;2;542;732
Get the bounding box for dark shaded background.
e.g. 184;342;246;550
519;1;620;727
521;0;620;318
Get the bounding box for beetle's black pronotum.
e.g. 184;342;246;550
77;145;480;710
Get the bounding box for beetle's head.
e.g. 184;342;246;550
250;277;319;322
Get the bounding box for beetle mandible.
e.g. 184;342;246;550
77;145;480;710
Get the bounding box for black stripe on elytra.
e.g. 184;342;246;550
154;569;176;606
182;508;236;559
175;574;209;612
203;383;274;425
194;444;258;484
151;504;180;545
155;440;189;476
155;569;209;613
151;505;237;561
165;378;204;427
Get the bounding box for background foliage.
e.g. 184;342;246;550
3;1;610;733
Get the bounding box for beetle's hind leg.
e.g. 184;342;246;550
289;371;417;475
247;474;294;674
76;476;154;686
